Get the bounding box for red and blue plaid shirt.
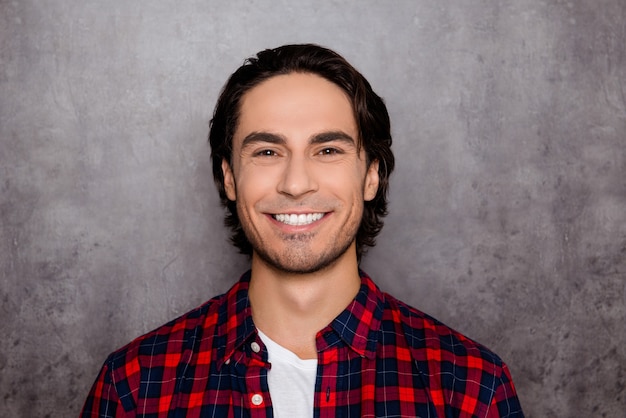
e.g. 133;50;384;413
81;271;524;417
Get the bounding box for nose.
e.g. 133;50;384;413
277;156;318;198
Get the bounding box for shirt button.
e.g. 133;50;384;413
251;393;263;406
224;358;230;365
250;342;261;353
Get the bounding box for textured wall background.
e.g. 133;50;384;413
1;1;625;416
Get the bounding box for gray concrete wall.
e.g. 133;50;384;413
1;1;624;416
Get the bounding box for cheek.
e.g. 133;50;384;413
235;167;279;201
323;175;367;208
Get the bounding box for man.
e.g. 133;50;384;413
82;44;524;417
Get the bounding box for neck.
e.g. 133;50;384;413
248;245;361;359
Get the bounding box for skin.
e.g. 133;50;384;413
222;73;379;359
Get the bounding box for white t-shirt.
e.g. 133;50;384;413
257;329;318;418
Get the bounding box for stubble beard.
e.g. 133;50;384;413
247;229;357;275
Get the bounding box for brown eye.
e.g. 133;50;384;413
256;149;277;157
319;148;340;155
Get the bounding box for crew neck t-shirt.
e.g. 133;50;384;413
257;329;318;418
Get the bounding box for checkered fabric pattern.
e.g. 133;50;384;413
81;271;524;417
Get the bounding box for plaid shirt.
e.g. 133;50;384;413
81;271;524;417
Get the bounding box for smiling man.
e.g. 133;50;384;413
82;44;524;417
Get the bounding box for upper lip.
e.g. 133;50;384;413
268;209;328;215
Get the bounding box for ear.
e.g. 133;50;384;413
222;159;236;201
364;159;380;202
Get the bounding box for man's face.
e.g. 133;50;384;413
222;72;379;274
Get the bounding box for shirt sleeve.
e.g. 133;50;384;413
80;360;125;418
488;362;525;417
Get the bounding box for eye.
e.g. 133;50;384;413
255;149;278;157
318;147;342;156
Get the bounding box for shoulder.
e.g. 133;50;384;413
84;274;254;414
382;291;505;366
383;293;512;397
106;292;225;381
83;293;228;413
380;293;525;416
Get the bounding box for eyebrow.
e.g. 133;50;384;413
310;131;356;146
240;130;357;149
241;132;286;149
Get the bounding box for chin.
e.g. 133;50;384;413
255;241;355;275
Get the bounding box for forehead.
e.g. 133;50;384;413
234;73;357;143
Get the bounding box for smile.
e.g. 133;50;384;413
272;213;325;226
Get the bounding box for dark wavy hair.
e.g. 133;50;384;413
209;44;394;260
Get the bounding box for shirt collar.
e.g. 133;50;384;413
216;271;257;369
319;270;384;359
215;270;385;367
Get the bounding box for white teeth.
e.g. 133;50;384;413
274;213;324;226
